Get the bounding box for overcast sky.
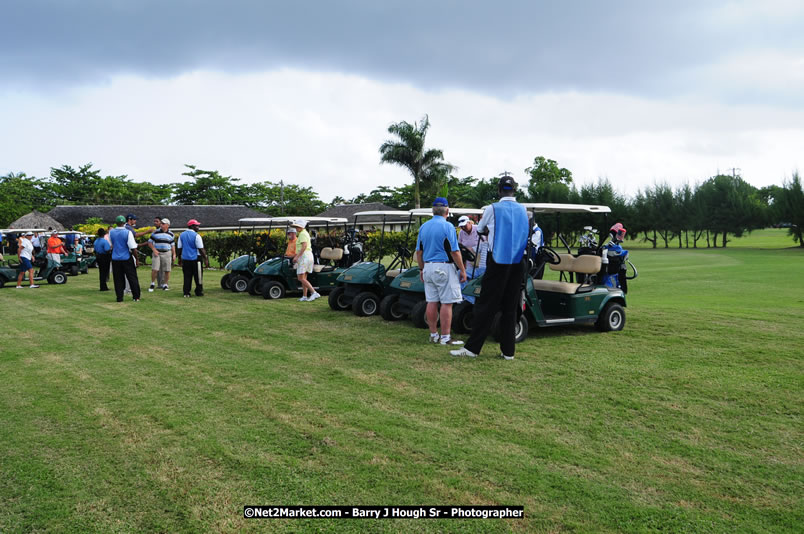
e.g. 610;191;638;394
2;0;803;203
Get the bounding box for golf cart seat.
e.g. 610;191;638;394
320;247;344;261
531;254;602;294
386;269;403;278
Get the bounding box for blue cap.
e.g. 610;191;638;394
126;213;137;220
432;197;449;207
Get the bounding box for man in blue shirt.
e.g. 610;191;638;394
451;176;529;360
93;228;112;291
109;215;141;302
415;197;467;345
177;219;209;297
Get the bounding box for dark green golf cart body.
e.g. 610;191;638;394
221;254;258;292
3;257;69;287
329;261;405;316
254;255;345;300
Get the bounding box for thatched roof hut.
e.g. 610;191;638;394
8;210;65;231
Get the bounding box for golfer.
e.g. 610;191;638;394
46;230;66;266
284;227;298;258
451;176;529;360
457;215;479;250
147;218;175;292
15;232;39;289
416;197;467;345
109;215;141;302
291;220;319;301
94;228;112;291
177;219;209;297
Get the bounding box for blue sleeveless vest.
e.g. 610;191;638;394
491;201;528;264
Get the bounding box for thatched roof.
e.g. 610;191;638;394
9;210;65;231
46;205;269;229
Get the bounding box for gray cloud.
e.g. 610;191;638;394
5;0;800;103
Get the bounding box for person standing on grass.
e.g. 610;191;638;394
416;197;468;345
147;218;175;292
177;219;209;298
291;220;319;301
46;230;66;266
94;228;112;291
451;175;529;360
15;232;39;289
109;215;141;302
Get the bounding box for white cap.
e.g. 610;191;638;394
286;227;297;233
457;216;471;227
161;218;170;225
291;219;307;229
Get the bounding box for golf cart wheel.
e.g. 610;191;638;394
0;279;5;289
491;312;529;344
80;267;88;274
247;276;263;296
451;302;474;334
353;291;379;317
409;299;429;329
379;294;405;321
328;286;349;311
69;265;79;276
262;280;286;300
596;302;625;332
48;271;67;285
220;273;231;290
230;275;249;293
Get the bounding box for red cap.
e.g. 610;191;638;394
187;219;201;227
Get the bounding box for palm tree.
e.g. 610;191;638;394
379;115;454;208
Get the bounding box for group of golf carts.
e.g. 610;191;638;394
221;203;637;343
0;229;94;288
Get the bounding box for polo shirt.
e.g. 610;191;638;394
19;238;34;260
458;225;479;250
109;227;137;261
416;215;459;263
476;197;528;264
94;237;111;255
149;229;175;252
178;230;204;260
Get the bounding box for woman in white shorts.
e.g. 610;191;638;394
290;220;319;301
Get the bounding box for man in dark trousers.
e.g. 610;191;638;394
177;219;209;297
93;228;112;291
450;175;529;360
109;215;141;302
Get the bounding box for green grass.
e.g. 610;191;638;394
1;243;802;533
624;227;801;250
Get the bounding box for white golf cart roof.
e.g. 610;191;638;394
0;228;46;233
408;208;484;217
352;211;411;217
521;203;611;214
238;217;347;224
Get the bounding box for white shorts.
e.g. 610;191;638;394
296;253;314;274
422;263;462;304
48;253;62;265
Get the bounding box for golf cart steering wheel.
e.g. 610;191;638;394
459;244;476;263
539;246;561;265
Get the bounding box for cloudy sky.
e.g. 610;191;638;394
2;0;803;203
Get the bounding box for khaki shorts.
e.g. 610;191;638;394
152;250;173;272
422;263;462;304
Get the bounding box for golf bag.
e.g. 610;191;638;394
600;242;629;293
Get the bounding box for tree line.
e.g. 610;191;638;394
2;114;802;248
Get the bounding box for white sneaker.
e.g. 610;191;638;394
148;285;154;293
29;285;40;289
450;347;477;358
162;285;169;291
440;336;464;346
309;292;321;300
299;296;309;301
499;353;514;360
429;334;440;344
15;285;23;289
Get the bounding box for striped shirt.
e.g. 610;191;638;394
149;229;175;251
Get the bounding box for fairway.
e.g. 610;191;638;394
1;245;802;532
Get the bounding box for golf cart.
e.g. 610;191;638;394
0;228;69;286
221;218;281;293
328;210;413;316
378;207;485;326
254;217;357;299
452;203;634;343
54;232;93;275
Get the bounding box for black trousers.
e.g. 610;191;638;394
112;257;140;301
182;259;204;296
96;253;111;290
465;255;525;357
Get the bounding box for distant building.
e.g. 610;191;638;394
317;203;410;232
43;205;269;229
